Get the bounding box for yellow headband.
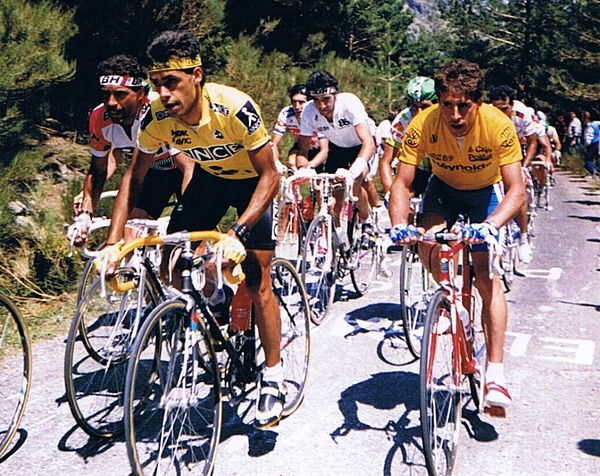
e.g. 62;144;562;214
148;54;202;73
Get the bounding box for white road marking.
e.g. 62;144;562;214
506;331;532;357
535;337;595;365
519;267;563;280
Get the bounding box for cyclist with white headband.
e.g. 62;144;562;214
379;76;438;202
271;84;328;171
72;54;186;244
103;30;284;429
296;70;376;229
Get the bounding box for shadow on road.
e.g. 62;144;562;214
57;423;120;461
343;303;416;367
331;371;427;475
577;438;600;457
558;300;600;312
567;215;600;223
563;199;600;206
0;429;28;463
462;408;498;442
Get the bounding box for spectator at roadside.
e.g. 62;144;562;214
583;112;600;176
566;110;582;155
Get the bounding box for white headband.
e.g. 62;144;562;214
99;75;144;88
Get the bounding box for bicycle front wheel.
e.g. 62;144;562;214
0;293;32;458
400;244;429;359
420;290;462;476
301;215;337;325
124;299;222;476
64;270;159;438
270;258;310;417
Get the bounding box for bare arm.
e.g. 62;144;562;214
105;149;155;245
538;134;553;164
522;133;537;166
172;151;194;194
353;122;376;164
379;143;400;194
79;148;121;214
235;142;279;231
307;138;329;169
295;135;313;169
389;161;417;227
486;161;525;228
271;133;282;165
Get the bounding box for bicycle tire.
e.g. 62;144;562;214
275;202;303;262
64;270;159;438
0;293;32;458
300;215;338;325
348;210;377;296
400;244;431;359
270;258;311;416
467;287;486;411
124;299;222;476
420;289;462;476
501;231;516;292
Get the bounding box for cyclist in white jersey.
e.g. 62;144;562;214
271;84;328;171
490;86;545;264
296;70;376;224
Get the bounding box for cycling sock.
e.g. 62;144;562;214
520;233;529;244
485;361;506;386
263;361;284;383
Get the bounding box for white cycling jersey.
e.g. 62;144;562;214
510;100;537;140
300;92;369;148
272;105;324;149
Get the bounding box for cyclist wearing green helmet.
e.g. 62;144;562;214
406;76;437;103
379;76;438;201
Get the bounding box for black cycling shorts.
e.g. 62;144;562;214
323;143;362;173
167;165;275;251
136;167;183;219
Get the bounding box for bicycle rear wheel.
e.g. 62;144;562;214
270;258;311;416
64;270;159;438
301;215;338;325
420;290;462;476
400;244;429;359
0;293;32;458
125;299;222;476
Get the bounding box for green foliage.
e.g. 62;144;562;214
0;0;76;152
0;147;78;300
437;0;600;115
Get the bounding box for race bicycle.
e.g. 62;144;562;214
112;231;310;475
418;226;501;476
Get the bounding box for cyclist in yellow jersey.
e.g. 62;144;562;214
104;30;284;429
389;59;525;416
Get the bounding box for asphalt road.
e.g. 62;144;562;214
2;169;599;475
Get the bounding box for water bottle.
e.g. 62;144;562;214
456;300;473;343
230;281;252;333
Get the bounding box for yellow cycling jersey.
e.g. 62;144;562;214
400;103;521;190
138;82;270;180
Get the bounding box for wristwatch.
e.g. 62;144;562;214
230;222;250;244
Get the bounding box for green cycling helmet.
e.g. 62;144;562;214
406;76;437;103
